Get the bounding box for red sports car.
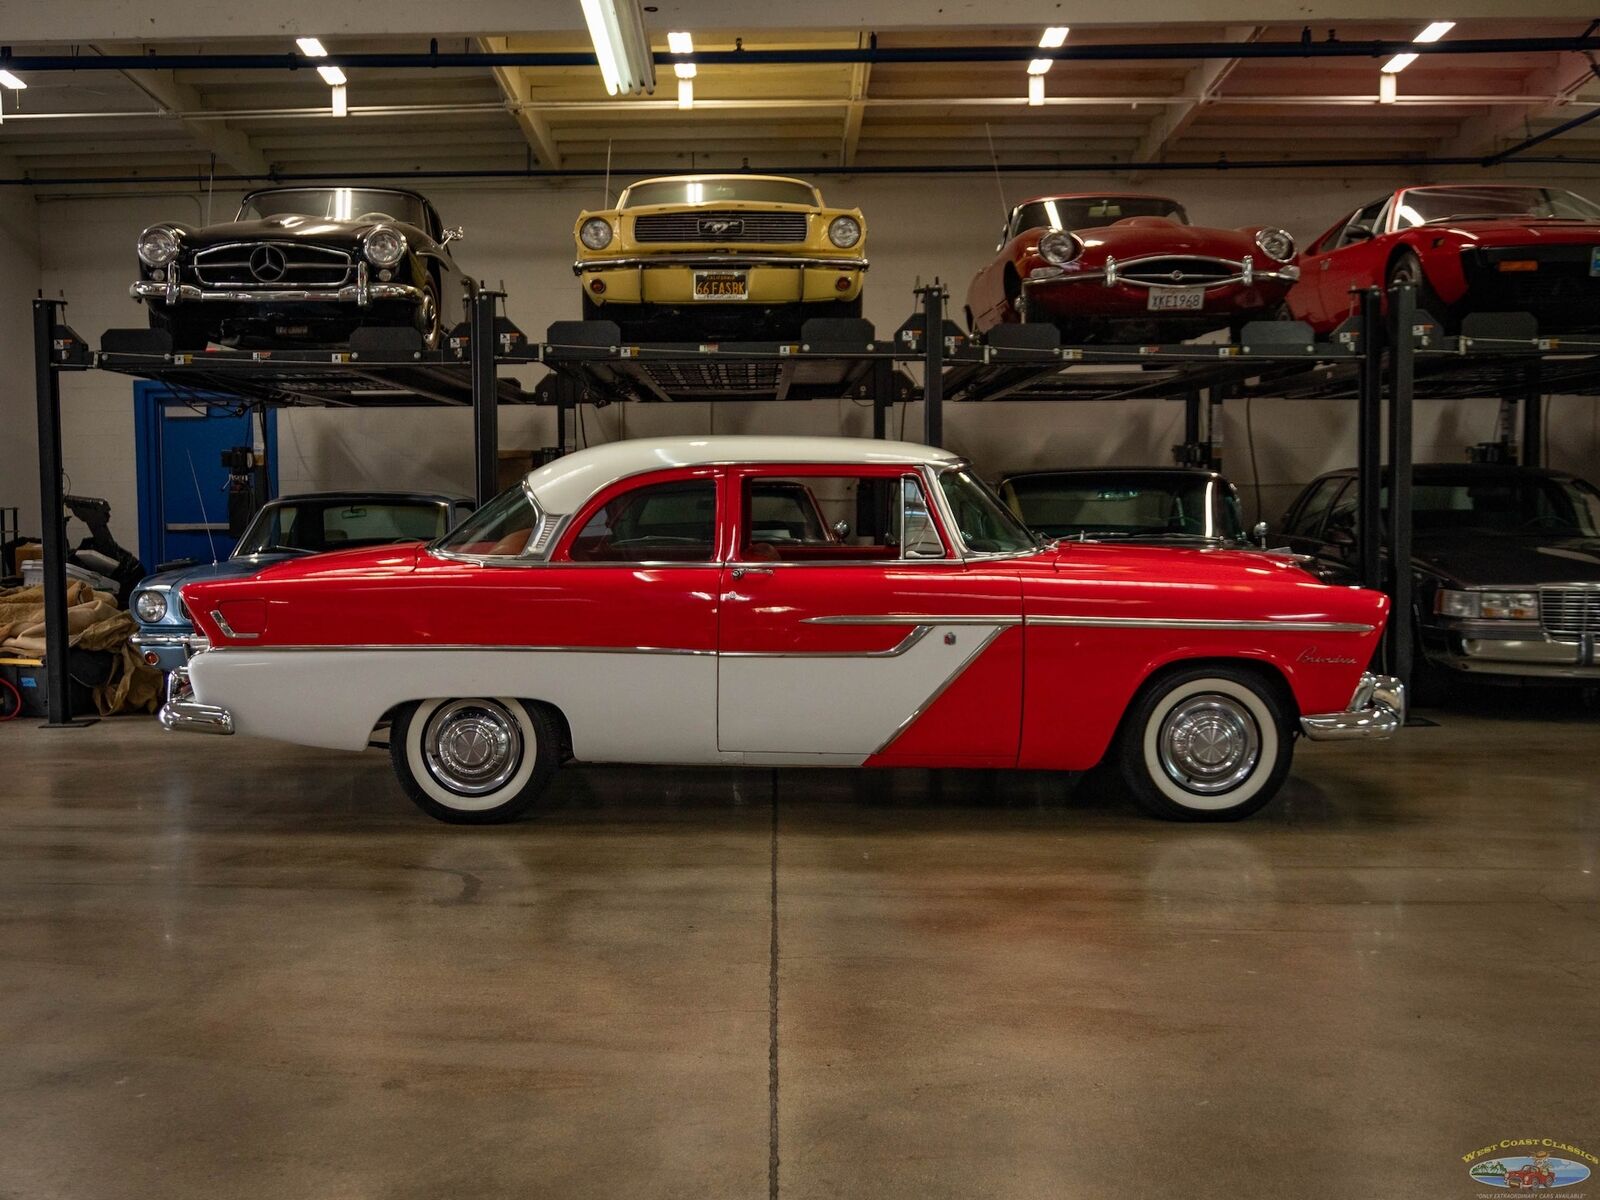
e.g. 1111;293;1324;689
965;193;1300;343
1286;183;1600;336
158;436;1402;825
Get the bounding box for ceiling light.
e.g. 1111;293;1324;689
1027;58;1053;75
1383;20;1455;73
1028;74;1045;106
667;31;693;55
675;61;696;79
580;0;656;96
295;37;328;57
0;70;26;90
1038;27;1070;48
331;82;348;116
678;78;693;109
317;64;346;86
1379;72;1398;103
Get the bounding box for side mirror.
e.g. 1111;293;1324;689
831;520;851;540
1344;226;1373;243
441;226;465;246
1252;520;1269;547
1327;526;1356;548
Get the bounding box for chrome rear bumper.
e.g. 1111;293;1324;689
157;667;234;736
1299;672;1406;741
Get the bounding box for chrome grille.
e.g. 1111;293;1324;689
1540;588;1600;639
632;211;809;244
1120;257;1238;285
192;242;353;288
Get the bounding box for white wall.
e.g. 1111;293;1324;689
0;188;41;536
19;170;1600;556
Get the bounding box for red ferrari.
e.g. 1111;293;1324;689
1287;183;1600;336
964;193;1300;343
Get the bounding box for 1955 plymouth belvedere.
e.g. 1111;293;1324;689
161;437;1403;824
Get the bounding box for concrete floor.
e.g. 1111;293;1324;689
1;691;1596;1200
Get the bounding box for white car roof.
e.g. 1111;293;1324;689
524;436;961;516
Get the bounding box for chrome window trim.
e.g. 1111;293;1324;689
429;482;571;567
733;470;950;565
924;463;1049;563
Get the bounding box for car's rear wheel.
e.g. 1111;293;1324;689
389;697;558;824
1118;665;1294;821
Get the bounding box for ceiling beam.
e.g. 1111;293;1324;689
840;34;872;166
1435;54;1599;161
98;47;272;177
1133;25;1262;166
478;36;561;168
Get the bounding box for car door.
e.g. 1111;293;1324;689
716;465;1023;764
1300;197;1392;328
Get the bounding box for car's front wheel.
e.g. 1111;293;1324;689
389;697;558;823
1117;665;1294;821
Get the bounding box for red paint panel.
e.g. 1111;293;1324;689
866;626;1024;768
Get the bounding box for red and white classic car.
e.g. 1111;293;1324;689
1286;183;1600;336
965;193;1300;343
160;437;1403;824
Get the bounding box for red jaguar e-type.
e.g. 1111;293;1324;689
964;193;1301;343
1286;183;1600;336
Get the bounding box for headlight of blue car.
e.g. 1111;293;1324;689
134;590;168;623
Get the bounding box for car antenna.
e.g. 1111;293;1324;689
186;449;220;565
603;139;613;208
984;123;1008;222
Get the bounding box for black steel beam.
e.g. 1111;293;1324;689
1521;360;1544;468
1387;283;1417;691
31;299;84;727
920;284;946;449
469;286;500;505
872;359;893;440
1357;288;1384;591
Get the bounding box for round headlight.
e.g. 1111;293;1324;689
827;215;862;249
1254;227;1295;263
363;228;406;268
134;590;168;623
137;226;181;267
579;217;614;251
1038;230;1083;266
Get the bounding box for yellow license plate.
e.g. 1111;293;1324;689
693;271;749;300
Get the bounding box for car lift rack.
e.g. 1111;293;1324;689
28;279;1600;725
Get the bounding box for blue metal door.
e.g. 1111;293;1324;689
134;384;278;568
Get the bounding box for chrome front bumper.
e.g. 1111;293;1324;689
574;253;869;273
1445;629;1600;679
130;630;209;670
1024;253;1299;290
131;261;422;307
1299;672;1406;741
157;667;234;736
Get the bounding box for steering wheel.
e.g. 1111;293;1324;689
1515;515;1570;532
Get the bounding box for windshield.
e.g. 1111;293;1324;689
1003;474;1245;541
1399;475;1600;537
1013;196;1186;236
622;178;819;208
1393;186;1600;228
238;188;429;227
436;484;542;557
236;498;449;556
937;469;1038;554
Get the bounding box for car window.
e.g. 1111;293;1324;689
738;474;942;562
238;500;448;554
1011;196;1186;237
937;469;1037;555
1336;198;1388;249
568;479;717;563
1322;481;1359;541
1284;476;1345;539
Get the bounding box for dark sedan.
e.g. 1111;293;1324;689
130;186;463;351
1278;463;1600;691
998;467;1259;548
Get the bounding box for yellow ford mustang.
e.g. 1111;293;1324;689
573;174;868;339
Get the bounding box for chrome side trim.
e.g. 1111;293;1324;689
1026;615;1375;633
803;614;1024;627
721;626;932;659
197;643;716;656
871;626;1006;755
209;610;260;640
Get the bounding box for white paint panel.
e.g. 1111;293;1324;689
188;648;719;761
717;624;997;754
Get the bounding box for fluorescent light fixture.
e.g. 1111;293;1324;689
1379;71;1397;103
0;70;27;90
678;78;693;109
580;0;657;96
1038;27;1069;48
1383;20;1455;73
667;31;693;55
1027;58;1053;75
1028;74;1045;106
296;37;328;57
317;64;346;86
331;82;348;116
674;61;696;79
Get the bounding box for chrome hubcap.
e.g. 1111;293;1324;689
422;700;523;796
1158;694;1260;794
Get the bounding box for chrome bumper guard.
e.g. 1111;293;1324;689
1299;672;1406;741
131;261;421;308
157;667;234;736
130;630;210;657
573;253;869;273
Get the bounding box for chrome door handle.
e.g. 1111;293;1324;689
730;567;773;580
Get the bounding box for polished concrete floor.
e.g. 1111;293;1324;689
1;690;1596;1199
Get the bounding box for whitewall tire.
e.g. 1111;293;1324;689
389;697;558;824
1118;667;1294;821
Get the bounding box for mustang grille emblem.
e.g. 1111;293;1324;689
248;245;289;283
700;218;744;238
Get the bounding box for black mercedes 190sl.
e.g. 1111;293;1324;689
1278;462;1600;697
130;186;463;351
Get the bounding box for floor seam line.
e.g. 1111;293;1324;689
768;769;780;1200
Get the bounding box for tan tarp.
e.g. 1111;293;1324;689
0;581;162;715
